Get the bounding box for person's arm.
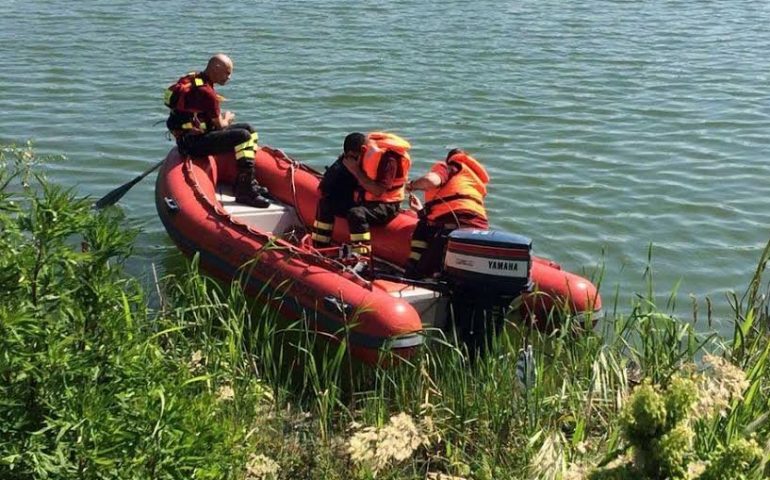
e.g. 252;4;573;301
407;172;442;192
200;86;234;130
407;168;440;214
407;162;453;192
343;152;398;197
343;158;387;196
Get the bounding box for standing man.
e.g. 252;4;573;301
405;149;490;279
312;132;412;258
164;53;269;208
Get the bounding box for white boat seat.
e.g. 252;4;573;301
216;185;301;235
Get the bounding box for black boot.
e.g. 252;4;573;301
234;171;270;208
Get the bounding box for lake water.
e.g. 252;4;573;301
2;0;770;330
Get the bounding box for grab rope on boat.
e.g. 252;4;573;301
182;150;374;290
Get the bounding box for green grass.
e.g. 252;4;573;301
1;144;768;479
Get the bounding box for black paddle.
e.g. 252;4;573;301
93;159;164;209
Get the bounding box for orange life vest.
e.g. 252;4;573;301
164;72;210;137
359;132;412;203
423;152;489;222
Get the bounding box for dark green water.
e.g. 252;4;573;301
2;1;769;326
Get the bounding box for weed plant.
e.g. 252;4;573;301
1;145;768;479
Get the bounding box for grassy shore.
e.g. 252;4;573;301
1;144;768;479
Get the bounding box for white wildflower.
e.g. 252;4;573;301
217;384;235;402
574;441;588;455
188;349;204;372
245;453;280;480
563;462;590;480
347;412;431;473
694;354;749;418
426;473;467;480
688;460;707;478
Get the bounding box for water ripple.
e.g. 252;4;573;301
2;0;770;327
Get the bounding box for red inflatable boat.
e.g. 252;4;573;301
155;146;602;364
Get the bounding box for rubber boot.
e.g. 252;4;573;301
234;168;270;208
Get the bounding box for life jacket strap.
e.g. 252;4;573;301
424;193;483;211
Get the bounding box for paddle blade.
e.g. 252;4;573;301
93;159;164;209
93;181;136;209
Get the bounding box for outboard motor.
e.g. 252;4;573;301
442;229;532;352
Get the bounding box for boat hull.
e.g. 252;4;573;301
155;146;602;363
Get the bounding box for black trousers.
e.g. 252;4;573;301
405;219;454;279
178;123;257;168
345;202;400;235
405;212;487;278
312;198;399;253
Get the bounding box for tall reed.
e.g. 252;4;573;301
1;144;767;479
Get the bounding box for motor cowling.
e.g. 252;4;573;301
444;229;532;297
441;229;533;352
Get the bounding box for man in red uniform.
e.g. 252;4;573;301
312;132;411;258
405;148;489;279
165;53;268;208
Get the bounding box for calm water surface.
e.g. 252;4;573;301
2;1;770;330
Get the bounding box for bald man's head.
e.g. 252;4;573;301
204;53;233;86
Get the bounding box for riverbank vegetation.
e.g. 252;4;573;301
1;144;768;479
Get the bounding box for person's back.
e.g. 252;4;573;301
318;154;359;214
164;72;216;137
405;149;489;278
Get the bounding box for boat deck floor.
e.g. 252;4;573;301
215;185;303;236
214;184;447;327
